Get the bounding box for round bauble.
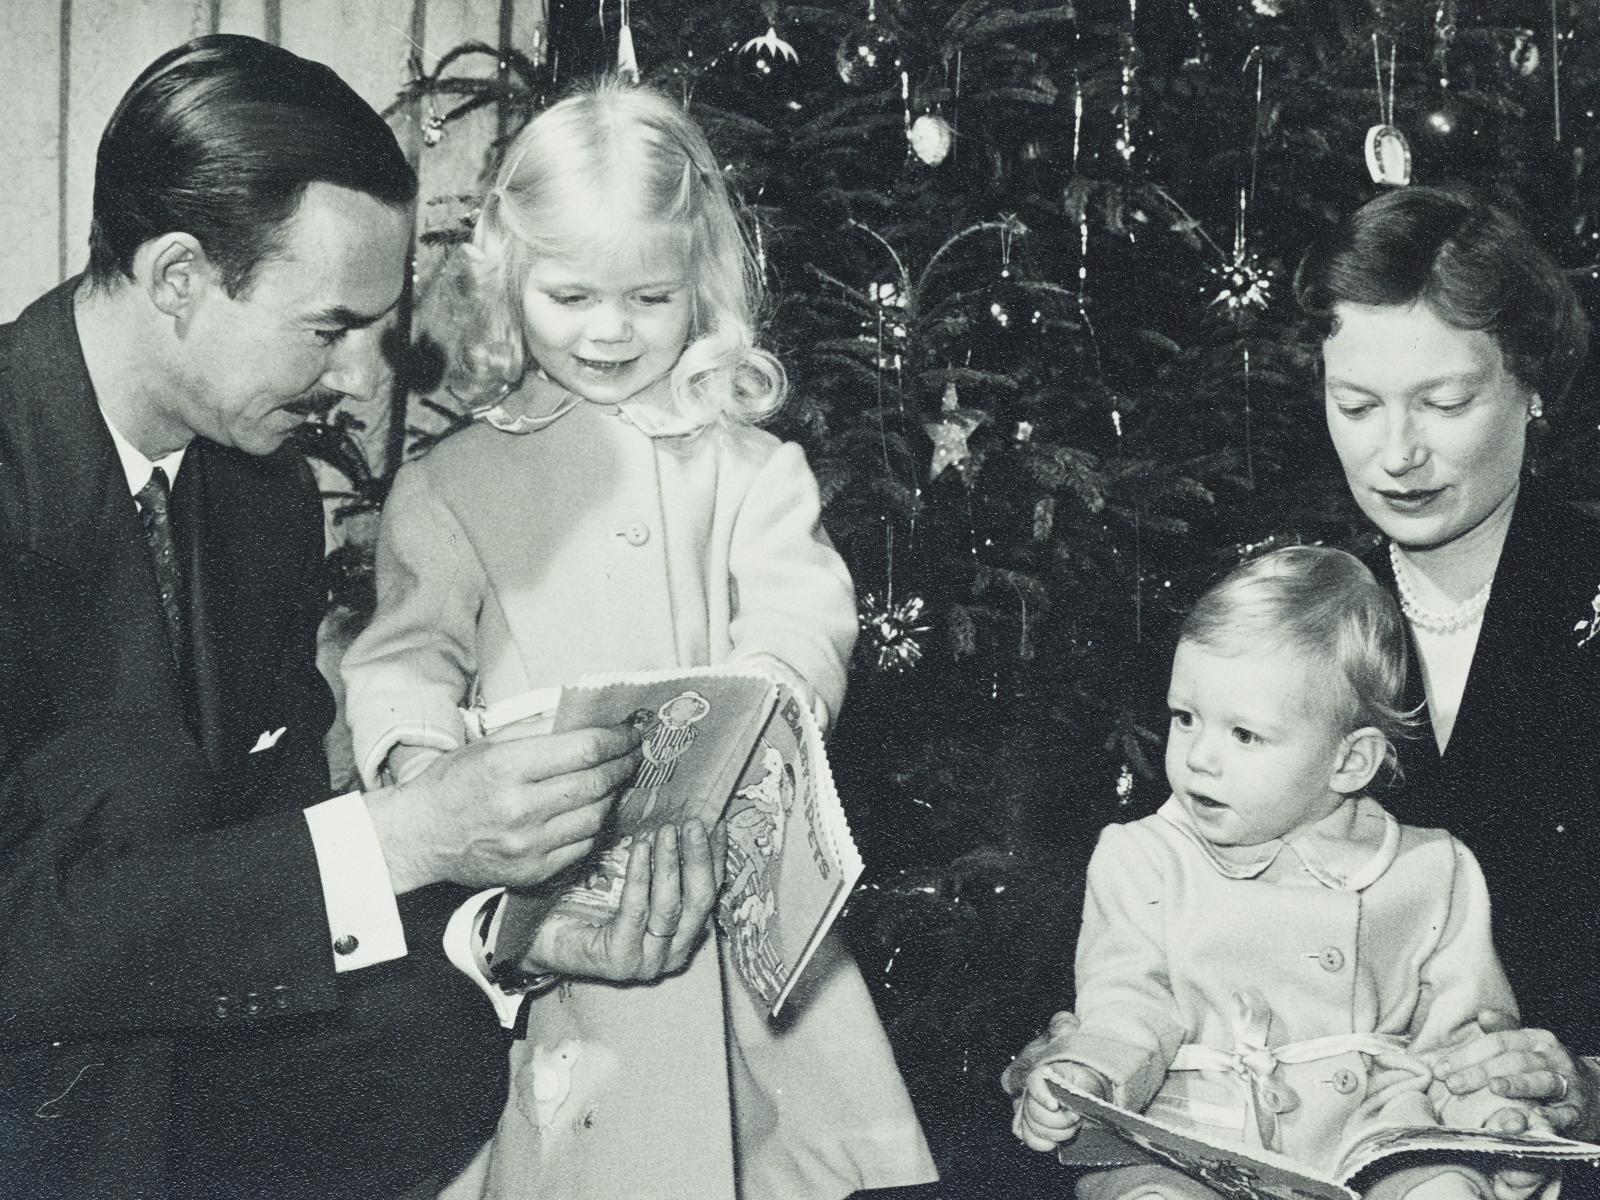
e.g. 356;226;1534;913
909;113;953;165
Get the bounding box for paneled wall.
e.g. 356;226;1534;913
0;0;546;327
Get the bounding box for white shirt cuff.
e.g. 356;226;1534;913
443;887;532;1029
303;791;408;972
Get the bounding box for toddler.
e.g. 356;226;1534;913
342;77;934;1200
1005;546;1542;1200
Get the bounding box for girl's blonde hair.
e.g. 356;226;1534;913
1180;545;1417;771
462;75;785;428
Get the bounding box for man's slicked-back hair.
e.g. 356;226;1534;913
1294;185;1588;409
87;34;417;296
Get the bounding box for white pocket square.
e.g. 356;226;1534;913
250;727;288;753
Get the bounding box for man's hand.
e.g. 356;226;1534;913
523;820;717;983
366;723;643;894
1013;1061;1108;1153
1432;1011;1599;1139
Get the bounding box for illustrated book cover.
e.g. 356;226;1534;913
484;666;864;1017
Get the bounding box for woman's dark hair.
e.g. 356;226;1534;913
87;34;417;296
1294;186;1588;407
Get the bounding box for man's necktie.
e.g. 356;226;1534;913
136;466;185;664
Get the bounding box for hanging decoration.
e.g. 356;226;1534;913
925;378;984;481
741;5;798;79
837;0;899;88
614;0;640;82
1434;0;1456;90
1511;29;1541;76
1117;763;1135;804
1365;35;1411;186
422;107;447;147
1033;497;1054;542
1250;0;1286;14
1116;0;1139;164
858;593;931;672
910;112;953;165
1184;0;1209;68
1550;0;1564;143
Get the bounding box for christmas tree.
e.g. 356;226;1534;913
304;1;1600;1191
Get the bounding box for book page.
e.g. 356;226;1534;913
1049;1082;1600;1200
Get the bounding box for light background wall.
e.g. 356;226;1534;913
0;0;546;342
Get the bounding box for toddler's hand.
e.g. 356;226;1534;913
1012;1061;1108;1152
1484;1106;1555;1200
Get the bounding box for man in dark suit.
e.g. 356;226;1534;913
0;35;714;1199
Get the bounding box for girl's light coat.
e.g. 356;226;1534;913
343;381;935;1200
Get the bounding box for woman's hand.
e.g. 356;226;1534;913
1012;1061;1108;1153
1433;1011;1599;1138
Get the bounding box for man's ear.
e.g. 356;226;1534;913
134;233;209;320
1330;726;1387;795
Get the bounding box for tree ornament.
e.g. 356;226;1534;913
925;378;983;481
742;24;798;79
1032;496;1054;541
1250;0;1286;14
858;593;931;672
909;113;953;165
1209;249;1273;312
616;0;640;83
422;112;446;147
836;1;898;88
1014;421;1034;443
1365;36;1411;186
1116;763;1135;804
1511;30;1541;76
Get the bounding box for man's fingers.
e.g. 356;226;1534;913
489;723;643;783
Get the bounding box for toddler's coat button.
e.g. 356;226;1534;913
1331;1068;1361;1095
1318;947;1345;972
1259;1085;1295;1113
333;934;360;956
622;522;651;546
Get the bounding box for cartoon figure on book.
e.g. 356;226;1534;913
1004;547;1556;1200
340;76;935;1200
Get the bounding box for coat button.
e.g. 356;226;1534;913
1318;947;1345;972
1259;1084;1296;1113
273;985;290;1010
621;521;651;547
333;934;360;956
1331;1068;1361;1095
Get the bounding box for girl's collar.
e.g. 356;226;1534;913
1156;794;1401;891
474;372;709;439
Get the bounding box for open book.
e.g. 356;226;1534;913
1048;1081;1600;1200
484;667;864;1017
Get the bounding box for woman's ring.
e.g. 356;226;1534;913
646;923;678;938
1552;1072;1571;1103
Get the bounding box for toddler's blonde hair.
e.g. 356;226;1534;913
1180;545;1415;767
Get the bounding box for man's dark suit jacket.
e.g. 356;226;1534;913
1366;488;1600;1052
0;280;507;1199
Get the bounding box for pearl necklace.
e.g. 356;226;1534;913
1389;542;1492;635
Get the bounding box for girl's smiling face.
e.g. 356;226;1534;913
520;224;694;406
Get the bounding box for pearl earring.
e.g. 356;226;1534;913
1529;397;1545;419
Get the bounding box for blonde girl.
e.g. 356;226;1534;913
342;76;936;1200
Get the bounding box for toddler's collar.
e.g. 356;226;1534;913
1155;795;1401;891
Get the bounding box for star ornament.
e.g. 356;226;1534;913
924;412;982;480
741;25;799;64
1209;251;1274;312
